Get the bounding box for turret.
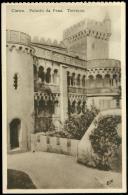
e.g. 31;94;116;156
103;12;111;33
6;30;35;152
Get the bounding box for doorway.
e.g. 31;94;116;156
10;119;21;149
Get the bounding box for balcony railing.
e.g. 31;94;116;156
68;87;86;94
87;59;121;69
34;82;60;93
86;87;119;95
68;86;119;95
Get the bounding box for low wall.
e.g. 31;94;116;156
31;133;79;157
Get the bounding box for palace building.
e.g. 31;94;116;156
6;14;121;152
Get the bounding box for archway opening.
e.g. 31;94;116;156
38;66;45;82
96;74;103;88
77;74;81;86
46;68;51;83
82;75;86;87
53;69;59;84
88;75;94;88
10;119;21;150
67;71;70;86
104;74;110;87
72;73;75;86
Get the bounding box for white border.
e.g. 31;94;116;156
2;2;126;193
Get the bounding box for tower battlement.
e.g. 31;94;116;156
63;14;111;60
32;36;65;48
63;17;111;41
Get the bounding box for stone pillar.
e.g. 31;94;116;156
59;65;68;123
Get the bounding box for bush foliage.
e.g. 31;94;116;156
35;106;99;140
89;115;121;170
61;106;99;140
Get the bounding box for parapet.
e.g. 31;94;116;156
63;17;111;41
32;36;65;48
87;59;121;69
6;30;31;46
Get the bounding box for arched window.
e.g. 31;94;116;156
68;100;71;115
96;74;103;88
53;69;59;84
117;75;121;88
77;101;81;114
38;96;45;114
71;101;76;114
47;99;54;114
82;101;87;113
113;74;118;87
67;72;71;86
82;75;86;87
33;64;37;78
104;74;110;87
38;66;45;82
46;68;51;83
72;73;75;86
88;75;94;88
54;100;59;115
34;97;38;115
70;75;73;86
77;74;81;86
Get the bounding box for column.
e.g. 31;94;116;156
59;65;68;123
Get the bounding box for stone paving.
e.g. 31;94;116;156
7;152;122;189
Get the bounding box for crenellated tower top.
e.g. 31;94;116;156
63;14;111;61
63;15;111;41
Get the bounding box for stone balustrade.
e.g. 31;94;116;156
87;59;121;69
68;86;120;96
34;83;60;94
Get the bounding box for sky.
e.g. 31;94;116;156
6;3;122;60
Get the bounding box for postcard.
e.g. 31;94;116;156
2;2;126;193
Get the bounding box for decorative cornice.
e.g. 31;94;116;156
6;43;35;55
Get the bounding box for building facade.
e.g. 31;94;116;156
6;14;121;152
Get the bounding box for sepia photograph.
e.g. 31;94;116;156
2;2;126;193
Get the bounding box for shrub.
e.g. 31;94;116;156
63;106;99;140
89;115;121;170
35;106;99;140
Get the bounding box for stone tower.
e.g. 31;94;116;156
63;14;111;60
6;30;35;152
